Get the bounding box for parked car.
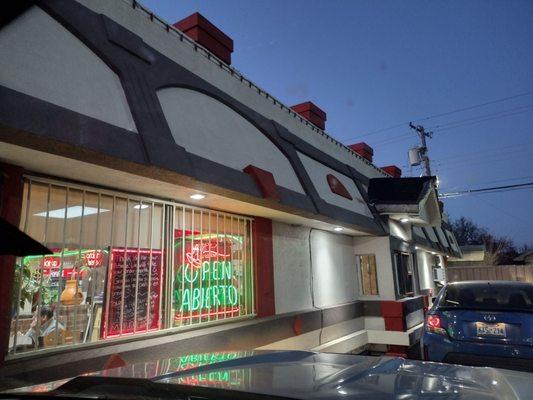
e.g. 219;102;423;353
422;281;533;371
3;350;533;399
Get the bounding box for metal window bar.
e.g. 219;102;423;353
199;210;203;322
145;202;154;333
242;217;247;317
133;200;142;334
12;181;32;354
249;220;255;315
119;199;130;336
189;209;194;325
73;189;86;342
164;204;173;329
104;195;116;339
207;210;212;324
15;175;254;354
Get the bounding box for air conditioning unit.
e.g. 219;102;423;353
433;267;446;282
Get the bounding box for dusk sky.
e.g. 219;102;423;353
142;0;533;246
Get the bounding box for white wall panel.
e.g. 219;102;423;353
0;7;137;132
75;0;388;179
273;223;362;313
297;152;373;217
310;230;358;308
158;88;305;194
272;222;313;314
416;250;436;292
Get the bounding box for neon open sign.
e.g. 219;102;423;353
174;237;241;317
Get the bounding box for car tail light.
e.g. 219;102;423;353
426;314;447;336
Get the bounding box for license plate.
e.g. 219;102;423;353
476;322;506;337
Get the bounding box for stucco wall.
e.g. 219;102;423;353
352;236;396;300
416;251;435;292
0;6;137;132
389;220;412;242
272;222;360;314
297;152;373;217
272;222;313;314
310;230;359;308
158;87;304;194
74;0;387;179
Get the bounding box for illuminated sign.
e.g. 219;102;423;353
165;352;252;387
173;234;244;321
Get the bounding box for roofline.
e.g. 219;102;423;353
132;0;388;176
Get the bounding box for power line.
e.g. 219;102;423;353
427;104;533;131
368;110;532;149
345;90;533;141
440;182;533;198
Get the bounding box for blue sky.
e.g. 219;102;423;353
142;0;533;246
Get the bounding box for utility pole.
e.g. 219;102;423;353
409;122;433;176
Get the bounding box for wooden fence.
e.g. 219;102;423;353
446;265;533;283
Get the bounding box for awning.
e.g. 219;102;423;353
368;177;441;226
0;216;52;256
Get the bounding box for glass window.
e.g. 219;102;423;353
442;283;533;311
394;252;413;296
9;177;253;356
172;207;254;327
357;255;378;295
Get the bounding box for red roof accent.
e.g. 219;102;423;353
381;165;402;178
348;142;373;162
243;165;280;201
174;12;233;64
291;101;327;130
326;174;353;200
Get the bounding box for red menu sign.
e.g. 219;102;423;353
102;248;163;338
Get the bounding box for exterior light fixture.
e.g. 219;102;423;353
190;193;206;200
414;246;419;250
431;252;437;255
334;227;343;232
400;218;409;223
133;204;149;210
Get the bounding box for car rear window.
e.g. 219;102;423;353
442;283;533;312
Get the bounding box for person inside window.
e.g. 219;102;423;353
25;306;65;347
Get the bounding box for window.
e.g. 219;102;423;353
172;207;254;327
357;255;378;295
9;177;254;356
394;252;413;296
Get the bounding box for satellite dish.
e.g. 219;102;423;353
408;147;422;166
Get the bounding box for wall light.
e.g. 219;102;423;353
190;193;206;200
414;246;419;250
334;227;343;232
400;218;409;223
133;204;150;210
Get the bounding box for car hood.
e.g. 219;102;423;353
7;350;533;399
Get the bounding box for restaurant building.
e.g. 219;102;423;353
0;0;460;385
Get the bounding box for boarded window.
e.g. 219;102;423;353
358;255;378;295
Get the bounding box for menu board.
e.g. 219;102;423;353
102;248;162;338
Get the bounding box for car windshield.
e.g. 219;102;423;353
442;283;533;312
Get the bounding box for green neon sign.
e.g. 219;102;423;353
174;261;239;312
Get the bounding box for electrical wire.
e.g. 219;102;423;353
344;90;533;140
440;182;533;198
426;104;533;131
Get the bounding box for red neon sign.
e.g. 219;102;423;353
83;250;104;267
185;242;229;269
